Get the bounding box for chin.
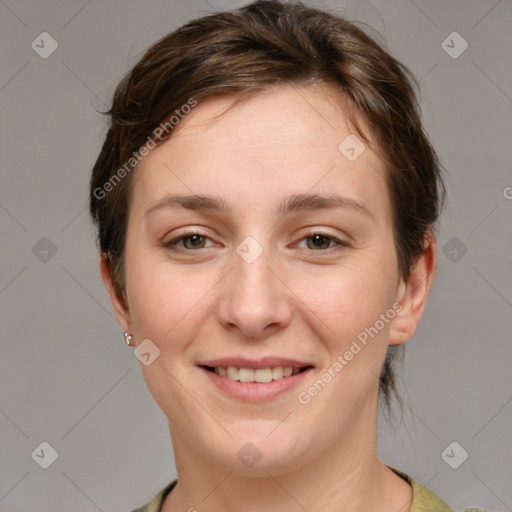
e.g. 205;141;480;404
198;426;312;476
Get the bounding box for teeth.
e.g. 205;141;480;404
255;368;272;383
227;366;239;381
215;365;302;382
271;367;284;380
239;368;254;382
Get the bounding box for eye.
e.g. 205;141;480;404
163;230;348;253
164;231;215;252
296;232;349;251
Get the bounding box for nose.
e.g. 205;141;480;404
216;245;292;340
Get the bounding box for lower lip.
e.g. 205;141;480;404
200;367;313;402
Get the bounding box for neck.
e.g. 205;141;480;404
162;402;411;512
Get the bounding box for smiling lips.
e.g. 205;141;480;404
208;365;304;383
199;358;313;400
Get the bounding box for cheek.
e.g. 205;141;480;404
136;282;211;347
123;261;218;415
291;254;399;403
294;271;394;412
297;258;397;345
123;251;212;348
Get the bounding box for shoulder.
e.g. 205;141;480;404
129;480;177;512
390;467;486;512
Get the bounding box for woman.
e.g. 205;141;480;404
89;1;485;510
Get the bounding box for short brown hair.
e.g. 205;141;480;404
89;0;445;412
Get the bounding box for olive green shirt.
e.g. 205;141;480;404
131;469;485;512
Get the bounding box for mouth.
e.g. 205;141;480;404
201;365;313;383
198;358;314;402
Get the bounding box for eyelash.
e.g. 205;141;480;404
163;230;349;253
164;231;215;252
297;230;350;251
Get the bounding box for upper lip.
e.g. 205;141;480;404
198;357;313;369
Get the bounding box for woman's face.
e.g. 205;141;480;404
109;84;409;474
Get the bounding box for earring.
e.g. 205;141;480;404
124;332;134;346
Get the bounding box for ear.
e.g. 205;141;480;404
99;254;132;332
388;232;437;346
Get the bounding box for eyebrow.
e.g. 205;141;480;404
278;193;373;219
144;193;373;219
145;194;230;216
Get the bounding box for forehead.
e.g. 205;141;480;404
166;84;373;158
131;84;390;220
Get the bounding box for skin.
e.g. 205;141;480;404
101;83;436;512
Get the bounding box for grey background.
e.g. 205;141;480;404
1;0;511;511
